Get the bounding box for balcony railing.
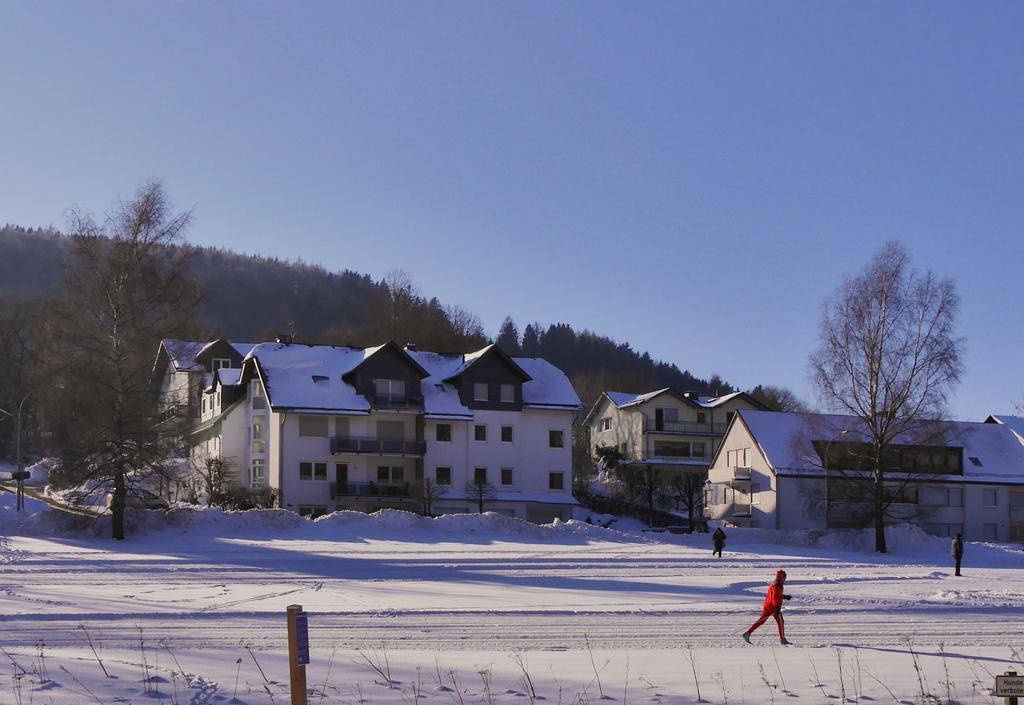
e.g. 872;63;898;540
369;393;424;409
645;420;727;435
330;436;427;456
331;481;412;498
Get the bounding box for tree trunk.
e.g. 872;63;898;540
112;471;126;541
874;467;887;553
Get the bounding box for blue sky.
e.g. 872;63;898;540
1;2;1021;420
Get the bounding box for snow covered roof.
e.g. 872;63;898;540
735;410;1024;483
246;343;581;416
440;344;532;383
215;368;243;387
161;339;258;373
695;391;747;408
606;389;672;409
247;343;372;414
161;339;207;372
986;415;1024;446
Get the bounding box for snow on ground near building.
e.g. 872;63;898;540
2;491;1024;703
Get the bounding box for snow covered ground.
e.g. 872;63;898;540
2;490;1023;704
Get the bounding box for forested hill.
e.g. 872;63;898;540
0;225;740;408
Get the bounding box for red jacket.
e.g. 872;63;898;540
763;581;785;612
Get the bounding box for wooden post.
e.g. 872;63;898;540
286;604;308;705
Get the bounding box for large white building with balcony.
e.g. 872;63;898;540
705;409;1024;542
585;387;767;485
158;337;582;522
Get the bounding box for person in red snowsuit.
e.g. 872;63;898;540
743;570;791;645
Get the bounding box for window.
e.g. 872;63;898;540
435;424;452;442
692;442;706;458
251;380;266;409
697;413;707;425
335;417;350;437
298;505;328;519
501;425;513;443
924;522;963;538
984;523;998;541
377;466;404;483
548;472;565;491
252;419;265;454
435;467;452;485
474;424;487;442
600;417;611;432
726;448;751;468
549;430;564;448
921;486;961;507
299;415;329;437
983;489;998;508
250;459;266;487
374;378;406;399
969;456;983;467
202;396;207;414
212;358;232;371
1011;491;1024;509
474;382;489;401
501;468;514;486
500;384;515;402
474;467;488;484
654;440;691;458
299;462;327;481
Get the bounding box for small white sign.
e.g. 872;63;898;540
995;675;1024;697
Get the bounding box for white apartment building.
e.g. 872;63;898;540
705;409;1024;542
585;388;767;483
158;337;582;522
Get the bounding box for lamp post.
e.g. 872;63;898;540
0;392;32;512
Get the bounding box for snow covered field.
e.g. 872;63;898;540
2;491;1023;704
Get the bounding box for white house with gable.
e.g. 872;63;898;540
161;337;582;522
705;409;1024;542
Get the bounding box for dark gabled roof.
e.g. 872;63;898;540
442;343;532;384
340;341;431;383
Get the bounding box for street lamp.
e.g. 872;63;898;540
0;392;33;512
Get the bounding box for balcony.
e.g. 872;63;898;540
330;436;427;456
331;481;413;499
645;420;727;435
369;393;424;410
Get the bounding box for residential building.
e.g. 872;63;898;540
585;388;767;484
705;409;1024;542
159;338;582;522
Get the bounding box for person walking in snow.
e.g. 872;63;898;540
952;533;964;576
742;569;792;645
712;527;726;557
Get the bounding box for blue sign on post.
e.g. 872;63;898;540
294;612;310;665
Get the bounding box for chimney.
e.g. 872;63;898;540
683;390;702;399
276;333;293;345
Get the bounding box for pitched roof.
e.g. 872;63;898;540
734;409;1024;483
606;388;673;409
441;344;532;383
243;342;581;416
986;415;1024;446
161;339;258;372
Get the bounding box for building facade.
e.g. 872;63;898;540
159;338;582;522
586;388;766;484
705;409;1024;542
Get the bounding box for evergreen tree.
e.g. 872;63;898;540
521;324;541;356
495;316;520;353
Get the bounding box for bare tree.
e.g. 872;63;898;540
191;455;233;507
443;304;486;349
465;478;496;514
46;181;199;540
669;472;706;532
417;477;448;516
809;241;963;552
625;465;664;527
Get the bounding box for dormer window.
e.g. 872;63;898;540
474;382;489;402
211;358;232;371
251;380;266;409
500;384;515;403
375;378;406;400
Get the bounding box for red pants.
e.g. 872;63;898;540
747;609;785;639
